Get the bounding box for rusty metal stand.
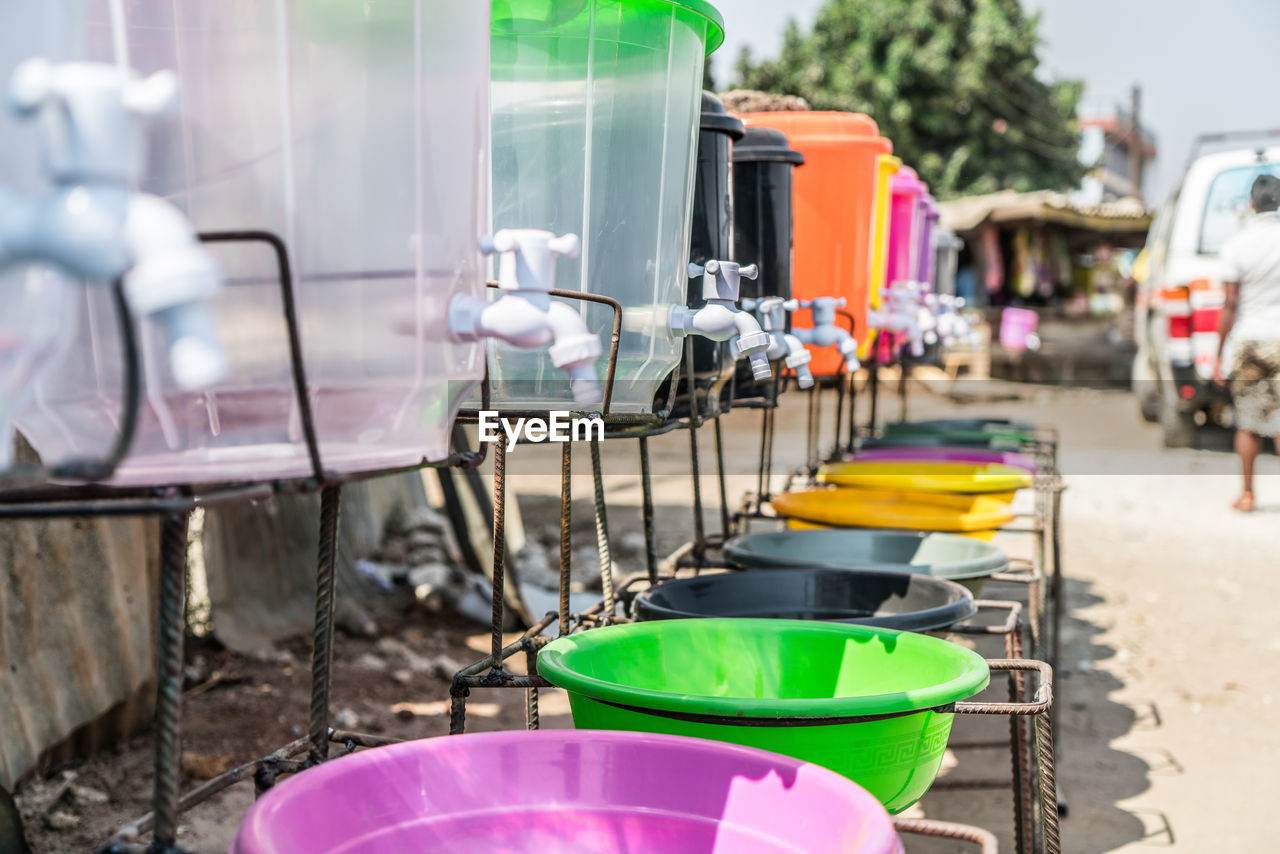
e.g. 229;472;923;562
0;231;487;853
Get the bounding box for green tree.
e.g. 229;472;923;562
734;0;1083;198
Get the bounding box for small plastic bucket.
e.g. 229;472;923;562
999;307;1039;352
231;730;904;854
539;619;990;813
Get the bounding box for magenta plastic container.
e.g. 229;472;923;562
886;166;927;287
852;446;1038;471
230;730;903;854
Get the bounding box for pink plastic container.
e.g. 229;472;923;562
1000;307;1040;352
231;730;903;854
886;166;927;288
852;446;1038;472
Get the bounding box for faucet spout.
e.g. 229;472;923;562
867;307;925;357
124;193;225;389
781;333;815;389
0;59;227;412
669;260;772;381
792;297;860;371
450;228;603;406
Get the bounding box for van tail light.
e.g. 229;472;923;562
1160;285;1193;367
1188;279;1223;380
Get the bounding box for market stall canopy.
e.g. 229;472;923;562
938;190;1152;235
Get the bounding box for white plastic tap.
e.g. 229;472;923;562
867;282;926;357
929;294;982;348
450;228;603;406
791;296;860;372
668;260;772;381
0;59;226;392
740;296;814;389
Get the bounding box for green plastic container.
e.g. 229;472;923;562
486;1;725;412
538;619;990;813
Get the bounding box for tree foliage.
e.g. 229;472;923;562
734;0;1083;198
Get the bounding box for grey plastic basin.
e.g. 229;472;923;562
634;568;977;632
724;529;1009;597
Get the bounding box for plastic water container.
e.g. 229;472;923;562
486;0;725;412
730;126;804;402
887;166;926;288
4;1;490;484
917;193;939;290
864;153;901;358
934;229;963;295
1000;307;1040;352
658;91;743;416
736;112;892;376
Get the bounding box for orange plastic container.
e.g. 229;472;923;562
736;112;892;376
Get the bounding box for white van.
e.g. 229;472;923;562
1132;136;1280;446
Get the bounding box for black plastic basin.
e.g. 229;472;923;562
634;568;977;632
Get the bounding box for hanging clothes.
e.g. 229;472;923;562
981;224;1004;294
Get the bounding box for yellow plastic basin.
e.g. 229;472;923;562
817;461;1033;495
771;487;1015;533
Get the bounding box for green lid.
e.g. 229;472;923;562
493;0;726;55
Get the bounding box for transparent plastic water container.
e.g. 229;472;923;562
487;0;725;412
5;1;490;484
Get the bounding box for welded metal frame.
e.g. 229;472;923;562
0;230;516;854
445;390;1061;850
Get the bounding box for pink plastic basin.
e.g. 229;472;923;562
230;730;903;854
852;446;1038;472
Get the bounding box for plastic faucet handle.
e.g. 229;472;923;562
688;259;757;303
798;296;847;309
480;229;581;293
9;59;179;184
740;296;799;314
803;296;847;327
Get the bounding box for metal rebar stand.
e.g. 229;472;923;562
935;601;1041;854
894;817;999;853
149;510;190;852
948;659;1061;854
0;230;486;853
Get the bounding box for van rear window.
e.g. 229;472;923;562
1200;163;1280;255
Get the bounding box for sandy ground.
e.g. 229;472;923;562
16;378;1280;852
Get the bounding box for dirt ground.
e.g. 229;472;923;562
15;377;1280;853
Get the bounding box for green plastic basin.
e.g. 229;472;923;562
538;619;990;813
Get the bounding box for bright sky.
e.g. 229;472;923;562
710;0;1280;203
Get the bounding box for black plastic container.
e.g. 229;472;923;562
656;92;743;418
634;567;977;632
727;125;804;404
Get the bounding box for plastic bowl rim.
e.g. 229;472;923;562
538;618;991;719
